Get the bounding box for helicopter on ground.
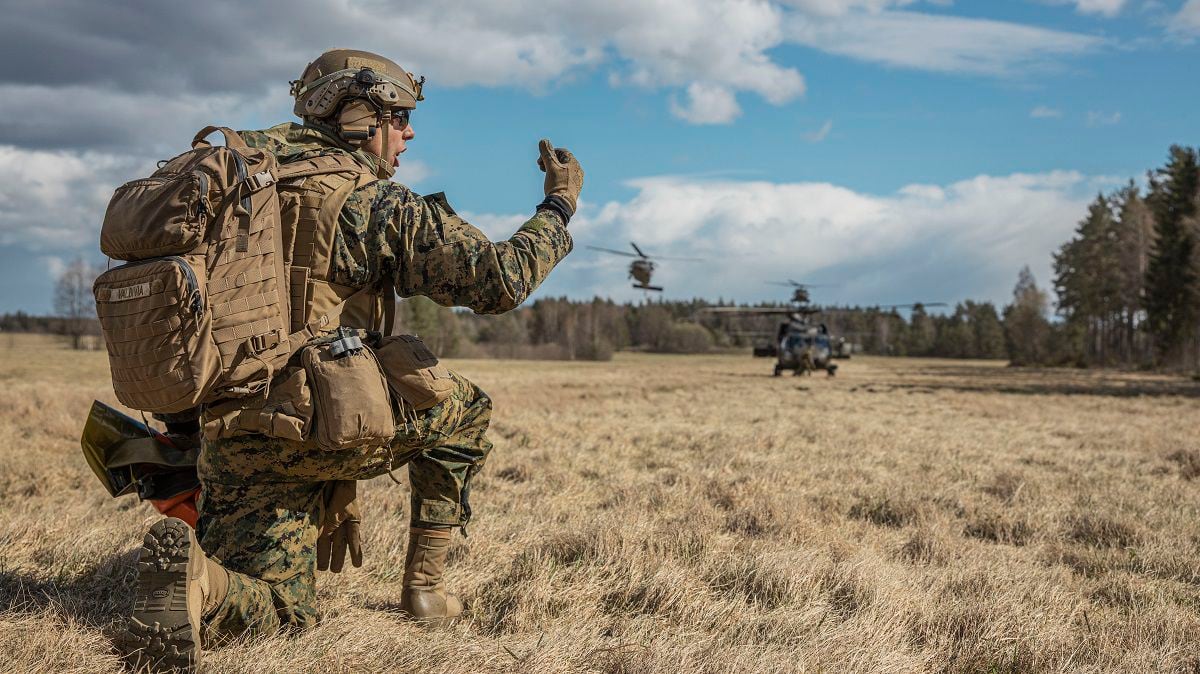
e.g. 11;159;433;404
586;242;702;292
703;281;946;376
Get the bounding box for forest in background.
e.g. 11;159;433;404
4;145;1197;370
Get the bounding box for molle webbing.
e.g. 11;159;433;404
274;153;381;333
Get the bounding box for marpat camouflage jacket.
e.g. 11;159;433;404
238;122;573;314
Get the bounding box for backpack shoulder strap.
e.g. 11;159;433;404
273;150;382;351
276;152;373;181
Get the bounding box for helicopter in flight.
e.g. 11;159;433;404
586;242;703;292
704;281;946;376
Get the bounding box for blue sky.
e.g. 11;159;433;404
0;0;1197;314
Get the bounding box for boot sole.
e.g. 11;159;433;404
116;517;203;672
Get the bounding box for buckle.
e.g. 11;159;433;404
245;170;276;191
248;330;282;354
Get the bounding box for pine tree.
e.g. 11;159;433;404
970;302;1006;359
1052;194;1126;364
1004;266;1052;366
1111;182;1155;362
906;303;936;356
1144;146;1200;365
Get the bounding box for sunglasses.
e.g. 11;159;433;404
388;108;412;129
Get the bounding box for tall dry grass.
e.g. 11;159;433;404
1;333;1198;673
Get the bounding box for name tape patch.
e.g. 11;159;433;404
108;282;152;302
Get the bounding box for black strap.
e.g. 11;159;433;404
382;282;398;336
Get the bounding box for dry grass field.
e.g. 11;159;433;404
2;332;1200;673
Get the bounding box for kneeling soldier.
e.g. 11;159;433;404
116;48;582;671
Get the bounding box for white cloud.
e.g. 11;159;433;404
456;212;536;242
0;0;806;133
393;159;432;188
805;119;835;142
0;0;1106;143
0;146;143;251
1042;0;1128;17
1030;105;1063;118
787;11;1106;76
669;83;743;124
604;0;806;109
41;256;67;280
1073;0;1127;16
1086;110;1122;126
779;0;918;16
534;170;1110;307
1171;0;1200;37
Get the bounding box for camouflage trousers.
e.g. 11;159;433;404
194;371;492;640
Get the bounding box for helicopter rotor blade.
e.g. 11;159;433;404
586;245;640;258
877;302;949;310
766;281;837;288
649;254;705;262
699;307;805;316
630;241;649;258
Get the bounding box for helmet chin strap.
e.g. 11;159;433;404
376;109;393;180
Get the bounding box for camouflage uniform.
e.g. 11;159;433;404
194;122;572;639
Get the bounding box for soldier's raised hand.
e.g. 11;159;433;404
537;139;584;216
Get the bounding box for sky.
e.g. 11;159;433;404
1;0;1197;314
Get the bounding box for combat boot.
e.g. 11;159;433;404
116;517;228;672
399;527;463;625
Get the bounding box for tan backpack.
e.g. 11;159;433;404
94;126;375;414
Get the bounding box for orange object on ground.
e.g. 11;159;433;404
150;487;200;528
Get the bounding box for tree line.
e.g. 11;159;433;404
1033;145;1199;369
396;294;1012;361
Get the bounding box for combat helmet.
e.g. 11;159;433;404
290;49;425;178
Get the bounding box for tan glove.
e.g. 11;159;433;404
317;480;363;573
537;138;584;215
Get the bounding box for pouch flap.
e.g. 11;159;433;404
374;334;454;411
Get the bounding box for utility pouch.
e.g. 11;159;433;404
101;171;211;260
94;255;220;414
202;366;313;441
374;334;455;411
302;330;395;451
